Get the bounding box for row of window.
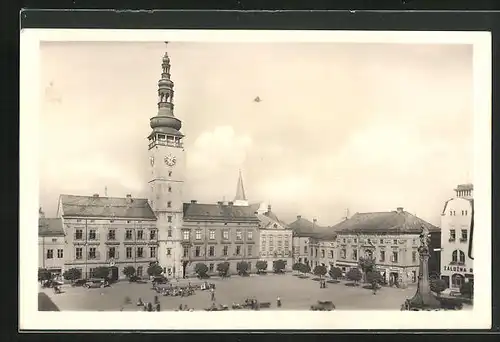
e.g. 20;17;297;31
449;229;468;241
180;245;253;258
260;246;291;253
182;229;253;241
45;249;64;259
337;238;415;245
73;246;157;260
339;249;418;263
448;210;469;216
74;229;157;241
260;250;292;257
74;219;146;224
261;234;291;240
261;240;289;247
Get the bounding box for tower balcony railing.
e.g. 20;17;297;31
149;140;184;149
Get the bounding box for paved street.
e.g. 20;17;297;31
39;273;434;311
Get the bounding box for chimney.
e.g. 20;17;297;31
39;207;45;219
297;215;302;220
228;201;234;206
93;193;99;197
126;194;132;198
191;200;197;204
396;207;404;213
126;194;132;204
313;218;317;224
217;201;223;205
267;205;272;212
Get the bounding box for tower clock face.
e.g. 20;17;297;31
164;154;176;167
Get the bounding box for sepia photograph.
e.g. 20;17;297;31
20;29;491;330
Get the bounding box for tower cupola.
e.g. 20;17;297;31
148;42;183;150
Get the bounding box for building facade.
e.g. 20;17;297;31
289;216;336;270
440;183;474;289
257;205;293;271
39;208;65;278
332;207;440;287
58;194;158;280
147;44;186;279
180;200;261;277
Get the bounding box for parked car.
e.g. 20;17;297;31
72;279;88;287
83;278;107;289
310;300;335;311
152;276;168;285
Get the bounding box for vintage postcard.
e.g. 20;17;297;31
20;29;491;330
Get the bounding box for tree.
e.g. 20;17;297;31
366;271;383;290
217;262;230;278
194;263;209;278
329;267;342;280
237;261;249;276
38;268;52;283
313;265;327;279
460;281;474;299
346;268;363;285
122;266;136;279
297;263;310;276
358;256;377;282
63;268;82;283
147;263;163;277
256;260;268;273
273;259;286;273
93;266;110;279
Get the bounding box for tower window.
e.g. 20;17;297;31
168;171;172;177
158;134;166;141
168;186;172;192
167;201;172;208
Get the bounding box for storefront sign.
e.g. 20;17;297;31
443;265;473;273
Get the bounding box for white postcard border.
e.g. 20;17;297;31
20;29;492;330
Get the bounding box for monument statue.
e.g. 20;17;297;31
401;225;441;310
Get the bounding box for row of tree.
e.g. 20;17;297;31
192;259;289;278
39;263;166;283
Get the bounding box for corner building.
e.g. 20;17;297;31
58;194;158;280
440;184;474;289
332;207;440;287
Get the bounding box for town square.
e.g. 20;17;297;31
37;40;475;312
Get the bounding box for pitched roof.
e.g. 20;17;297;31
288;216;336;239
455;183;473;191
257;207;290;230
183;202;260;222
331;210;439;234
59;194;156;220
39;218;64;237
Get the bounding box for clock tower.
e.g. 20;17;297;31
148;42;185;278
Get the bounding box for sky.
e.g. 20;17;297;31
39;41;474;227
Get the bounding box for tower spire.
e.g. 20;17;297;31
233;169;249;206
148;42;183;143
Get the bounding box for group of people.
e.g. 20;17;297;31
137;297;161;312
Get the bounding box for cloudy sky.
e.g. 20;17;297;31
39;41;473;226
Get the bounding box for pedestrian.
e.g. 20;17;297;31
154;295;159;304
277;296;281;308
156;302;161;312
210;288;215;302
147;302;153;312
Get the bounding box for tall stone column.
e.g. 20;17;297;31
403;226;440;309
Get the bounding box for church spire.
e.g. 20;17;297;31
148;42;183;143
233;169;249;206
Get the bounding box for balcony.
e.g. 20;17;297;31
449;238;456;242
459;238;468;243
107;251;120;260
